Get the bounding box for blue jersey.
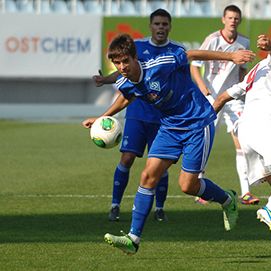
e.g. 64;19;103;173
116;48;216;130
124;38;185;124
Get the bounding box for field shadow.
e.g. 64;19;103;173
0;209;269;243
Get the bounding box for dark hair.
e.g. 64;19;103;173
223;5;242;18
150;8;171;23
107;34;136;60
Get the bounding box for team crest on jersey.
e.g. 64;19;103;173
149;81;161;92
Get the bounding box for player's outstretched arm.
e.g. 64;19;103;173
187;49;255;64
92;70;120;87
102;93;132;116
257;34;271;51
213;91;234;113
231;50;256;64
82;93;132;128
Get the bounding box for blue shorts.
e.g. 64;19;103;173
148;123;215;173
120;119;160;157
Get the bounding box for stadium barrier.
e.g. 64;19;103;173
0;14;270;120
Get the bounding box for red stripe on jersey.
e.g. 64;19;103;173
246;63;260;92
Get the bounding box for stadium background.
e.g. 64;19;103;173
0;2;271;270
0;0;271;121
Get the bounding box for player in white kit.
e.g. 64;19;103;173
191;5;259;205
213;34;271;230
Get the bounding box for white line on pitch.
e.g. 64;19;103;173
0;194;269;199
0;194;188;199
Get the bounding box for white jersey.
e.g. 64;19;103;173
228;54;271;130
227;54;271;184
192;30;250;97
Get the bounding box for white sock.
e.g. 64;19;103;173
128;233;140;244
236;149;250;196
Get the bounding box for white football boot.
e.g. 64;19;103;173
257;206;271;230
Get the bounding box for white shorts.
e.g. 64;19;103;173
215;99;244;133
238;123;271;185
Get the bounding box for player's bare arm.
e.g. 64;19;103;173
187;49;255;64
190;65;211;96
257;34;271;51
82;93;133;128
213;91;234;113
102;93;133;116
92;70;120;87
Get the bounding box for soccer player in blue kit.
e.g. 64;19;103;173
94;9;186;222
82;34;255;254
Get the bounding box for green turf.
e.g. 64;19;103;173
0;120;270;271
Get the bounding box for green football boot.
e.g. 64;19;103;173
104;231;139;255
223;190;238;231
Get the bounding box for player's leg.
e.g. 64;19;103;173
109;119;146;221
154;171;168;221
242;133;271;229
129;157;173;242
179;123;238;231
109;152;136;221
231;132;259;205
104;127;177;253
239;125;271;230
105;157;173;254
194;109;224;205
257;177;271;230
224;102;259;205
146;122;169;221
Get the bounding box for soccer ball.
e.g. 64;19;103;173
90;116;122;149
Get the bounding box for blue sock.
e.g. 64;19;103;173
197;178;229;204
112;163;129;205
130;186;155;237
155;172;168;209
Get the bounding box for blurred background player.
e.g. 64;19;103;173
93;9;186;222
190;4;259;205
213;34;271;230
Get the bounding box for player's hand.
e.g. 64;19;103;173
82;118;97;128
257;34;271;51
92;69;105;87
232;50;255;64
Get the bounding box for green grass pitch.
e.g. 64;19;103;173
0;120;270;271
